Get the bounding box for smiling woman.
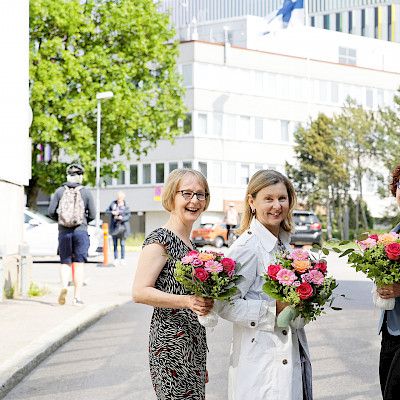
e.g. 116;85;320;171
132;168;213;400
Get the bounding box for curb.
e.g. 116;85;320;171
0;302;119;399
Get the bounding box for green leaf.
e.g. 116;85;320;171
339;248;355;258
332;247;342;253
339;241;351;246
322;248;330;255
357;232;369;241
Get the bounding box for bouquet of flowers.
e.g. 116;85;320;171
263;248;338;327
175;249;241;327
338;232;400;310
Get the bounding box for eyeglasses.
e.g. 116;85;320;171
177;190;209;201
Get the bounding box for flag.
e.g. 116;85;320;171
263;0;304;34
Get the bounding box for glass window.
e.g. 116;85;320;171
117;170;126;185
319;80;328;102
255;71;264;91
311;16;315;27
130;165;138;184
281;120;289;142
169;162;178;173
240;164;250;185
183;161;192;169
212;162;222;184
142;164;151;184
361;9;366;36
388;5;392;41
226;162;236;185
338;47;356;65
348;11;353;34
264;72;277;97
374;7;379;39
323;14;330;29
335;13;341;32
182;64;193;87
377;89;384;107
225;114;236;138
183;113;192;134
255;118;263;140
156;163;164;184
198;162;207;178
366;89;374;108
213;113;223;136
238;116;251;139
197;113;208;135
331;82;339;103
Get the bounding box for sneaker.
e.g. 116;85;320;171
58;288;68;305
72;298;84;306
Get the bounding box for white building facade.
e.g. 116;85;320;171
99;18;400;234
160;0;400;42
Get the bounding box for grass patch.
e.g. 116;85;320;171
125;233;145;252
28;282;49;297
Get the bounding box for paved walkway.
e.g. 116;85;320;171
0;253;138;398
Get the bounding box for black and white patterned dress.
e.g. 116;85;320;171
143;228;207;400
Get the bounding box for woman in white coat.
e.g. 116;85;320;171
218;169;312;400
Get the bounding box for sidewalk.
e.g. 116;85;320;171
0;251;139;398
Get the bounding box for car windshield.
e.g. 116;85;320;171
294;214;319;225
24;209;56;224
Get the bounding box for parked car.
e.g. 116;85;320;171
290;211;323;247
23;208;103;257
191;222;238;248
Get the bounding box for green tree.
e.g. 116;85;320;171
28;0;187;207
286;113;349;239
334;99;379;234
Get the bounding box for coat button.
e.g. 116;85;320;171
282;330;287;335
282;359;288;365
250;322;256;327
248;231;252;234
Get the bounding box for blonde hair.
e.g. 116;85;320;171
162;168;210;212
238;169;296;234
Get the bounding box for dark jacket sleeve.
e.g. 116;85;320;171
84;188;96;222
121;206;131;223
48;188;62;220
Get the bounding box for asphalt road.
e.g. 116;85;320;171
5;252;383;400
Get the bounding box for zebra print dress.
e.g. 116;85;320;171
143;228;207;400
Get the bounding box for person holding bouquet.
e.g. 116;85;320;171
132;168;213;400
377;163;400;400
217;169;312;400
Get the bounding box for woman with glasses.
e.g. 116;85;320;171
133;168;213;400
217;169;312;400
377;164;400;400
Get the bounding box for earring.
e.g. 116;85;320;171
251;208;255;215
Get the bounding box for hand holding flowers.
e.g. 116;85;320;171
175;250;241;327
263;249;338;327
335;232;400;310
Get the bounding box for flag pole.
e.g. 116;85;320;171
304;0;309;27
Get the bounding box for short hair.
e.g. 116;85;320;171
66;163;84;176
390;164;400;197
162;168;210;212
238;169;297;234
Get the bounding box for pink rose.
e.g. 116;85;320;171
369;234;379;241
385;242;400;261
187;250;199;257
267;264;282;281
192;258;203;267
221;258;236;276
296;282;314;300
314;262;327;274
193;268;209;282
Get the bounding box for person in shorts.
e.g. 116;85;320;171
48;163;96;305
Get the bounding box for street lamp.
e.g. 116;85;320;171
95;91;114;229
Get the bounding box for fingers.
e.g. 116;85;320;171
190;296;214;315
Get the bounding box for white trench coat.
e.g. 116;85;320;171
217;218;312;400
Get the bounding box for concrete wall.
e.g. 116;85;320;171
0;1;31;298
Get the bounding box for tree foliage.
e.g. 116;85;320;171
29;0;186;206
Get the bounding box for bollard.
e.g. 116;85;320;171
97;223;114;267
18;243;30;297
0;245;5;302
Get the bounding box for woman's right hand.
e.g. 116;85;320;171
276;300;290;315
187;295;214;316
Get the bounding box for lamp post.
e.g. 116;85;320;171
95;91;114;229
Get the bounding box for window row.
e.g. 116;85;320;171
194;112;295;142
106;160;285;187
180;63;395;110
